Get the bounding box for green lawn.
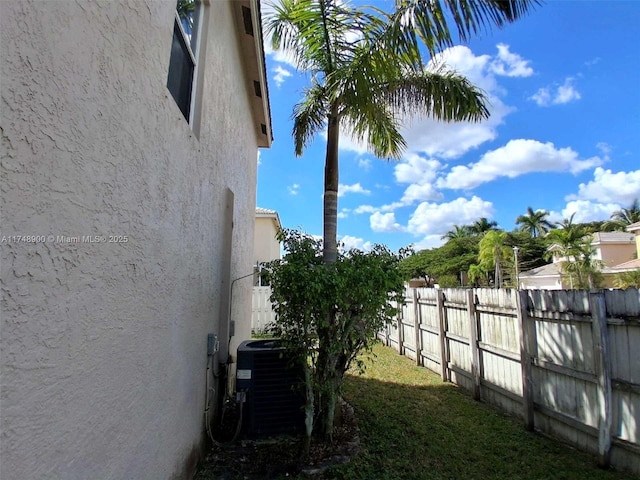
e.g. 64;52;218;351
326;343;637;480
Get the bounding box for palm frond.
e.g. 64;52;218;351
292;82;328;156
391;0;540;56
382;68;490;122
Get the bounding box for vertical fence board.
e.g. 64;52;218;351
590;291;613;468
412;288;422;366
517;289;534;430
437;290;448;382
467;290;481;400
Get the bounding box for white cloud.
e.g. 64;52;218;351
412;235;446;251
407;196;494;237
394;153;441;184
340;235;373;252
401;183;443;204
358;157;372;171
554;77;581;104
559;200;621;223
394;153;443;204
567;167;640;205
354;201;404;215
337;208;350;219
257;151;261;166
272;65;292;87
370;212;404;232
490;44;534;77
400;45;520;159
288;183;300;196
530;77;581;106
338;183;371;197
595;142;611;159
354;204;377;214
439;139;604;190
529;88;551;107
336;44;531;159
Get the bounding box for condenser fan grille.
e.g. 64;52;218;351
236;340;305;437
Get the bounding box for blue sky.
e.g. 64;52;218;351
256;0;640;252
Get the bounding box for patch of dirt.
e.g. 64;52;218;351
195;400;359;479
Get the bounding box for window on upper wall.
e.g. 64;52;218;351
167;0;202;123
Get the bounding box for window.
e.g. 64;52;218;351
167;0;202;122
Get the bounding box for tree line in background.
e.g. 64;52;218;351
400;199;640;290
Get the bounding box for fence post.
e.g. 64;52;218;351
397;300;404;355
590;291;612;468
467;290;481;400
516;289;535;431
436;289;449;382
412;288;422;366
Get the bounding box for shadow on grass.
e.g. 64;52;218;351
325;345;635;480
195;344;635;480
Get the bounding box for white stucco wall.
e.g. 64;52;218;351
1;1;263;479
254;216;281;264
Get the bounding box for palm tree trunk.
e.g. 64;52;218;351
323;103;340;264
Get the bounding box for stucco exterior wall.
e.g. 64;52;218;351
596;243;636;267
1;1;261;479
254;217;281;264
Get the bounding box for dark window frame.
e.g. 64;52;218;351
167;2;202;123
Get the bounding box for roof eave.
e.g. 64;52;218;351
235;0;273;148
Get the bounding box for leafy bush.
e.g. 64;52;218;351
614;269;640;289
265;229;405;449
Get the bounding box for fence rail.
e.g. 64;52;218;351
378;287;640;475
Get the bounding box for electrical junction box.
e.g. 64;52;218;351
236;339;305;437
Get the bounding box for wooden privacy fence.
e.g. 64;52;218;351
378;287;640;475
251;286;276;334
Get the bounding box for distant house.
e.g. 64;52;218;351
1;1;271;479
251;208;281;332
254;207;282;266
609;221;640;273
519;231;636;290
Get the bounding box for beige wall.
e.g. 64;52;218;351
596;243;636;267
1;1;262;479
254;216;281;264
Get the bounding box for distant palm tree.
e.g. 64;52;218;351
545;214;604;289
467;263;488;287
546;213;585;261
441;224;472;240
516;207;553;238
478;230;511;288
470;217;498;235
605;198;640;230
562;238;604;289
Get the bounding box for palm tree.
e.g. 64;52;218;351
267;0;537;265
468;263;488;287
605;198;640;230
470;217;499;235
516;206;553;237
267;0;538;440
478;230;511;288
441;224;472;240
546;215;583;261
545;214;597;288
